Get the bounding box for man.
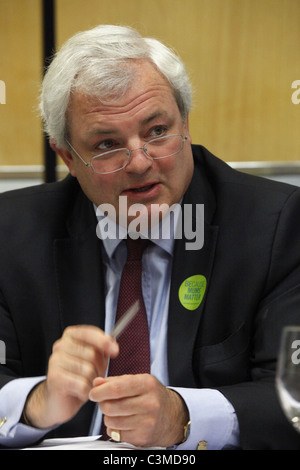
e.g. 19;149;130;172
0;24;300;450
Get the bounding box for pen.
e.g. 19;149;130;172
109;300;140;339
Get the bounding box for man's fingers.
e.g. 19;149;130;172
89;373;151;403
49;349;98;383
51;325;119;378
62;324;119;358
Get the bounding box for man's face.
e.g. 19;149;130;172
57;61;194;228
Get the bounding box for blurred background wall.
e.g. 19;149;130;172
1;0;300;189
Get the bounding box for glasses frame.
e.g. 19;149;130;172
66;134;188;175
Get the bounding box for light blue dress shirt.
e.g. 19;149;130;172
0;206;239;449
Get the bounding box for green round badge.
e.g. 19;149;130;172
178;275;207;310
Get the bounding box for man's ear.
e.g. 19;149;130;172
50;139;76;176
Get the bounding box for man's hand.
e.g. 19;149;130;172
89;374;189;447
23;325;119;429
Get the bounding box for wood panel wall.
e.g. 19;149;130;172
1;0;300;167
0;0;42;165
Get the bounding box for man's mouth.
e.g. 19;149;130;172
130;183;156;193
121;182;160;199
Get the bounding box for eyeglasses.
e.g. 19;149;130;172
66;134;188;175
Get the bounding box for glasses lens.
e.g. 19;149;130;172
91;149;129;174
89;135;185;174
146;135;184;159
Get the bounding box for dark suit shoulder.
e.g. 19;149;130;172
0;174;81;239
192;145;300;212
0;174;79;206
192;145;300;295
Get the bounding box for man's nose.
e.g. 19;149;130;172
124;146;153;174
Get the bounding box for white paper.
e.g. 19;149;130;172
23;435;165;450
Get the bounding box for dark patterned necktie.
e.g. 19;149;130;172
101;237;150;439
108;237;150;375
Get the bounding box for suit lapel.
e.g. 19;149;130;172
54;191;105;332
168;157;219;387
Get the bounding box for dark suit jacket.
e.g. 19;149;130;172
1;145;300;449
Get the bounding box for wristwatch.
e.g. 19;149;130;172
181;420;191;443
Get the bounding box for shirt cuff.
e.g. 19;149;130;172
169;387;240;450
0;376;53;448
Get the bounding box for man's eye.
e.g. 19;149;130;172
149;126;168;138
97;140;117;152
